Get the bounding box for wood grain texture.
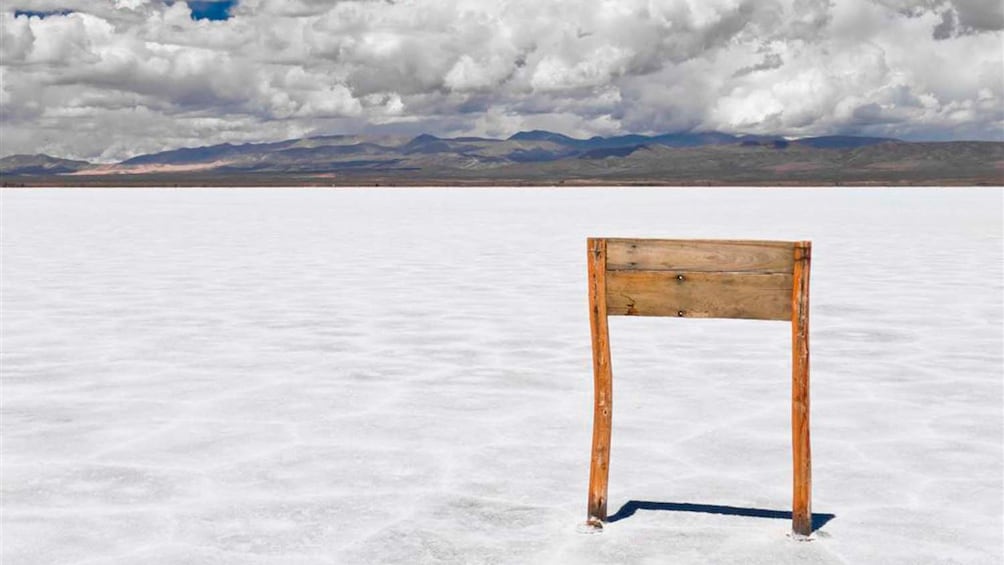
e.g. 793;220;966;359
586;238;613;527
606;238;795;274
605;270;794;321
791;241;812;536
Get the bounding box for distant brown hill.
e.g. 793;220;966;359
2;132;1001;186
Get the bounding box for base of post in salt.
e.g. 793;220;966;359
788;530;817;542
576;519;604;534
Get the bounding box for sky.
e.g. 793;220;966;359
1;0;1002;162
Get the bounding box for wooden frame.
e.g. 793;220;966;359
586;238;812;536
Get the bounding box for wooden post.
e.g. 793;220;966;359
586;238;613;528
791;241;812;536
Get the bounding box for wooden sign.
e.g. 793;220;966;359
585;238;813;536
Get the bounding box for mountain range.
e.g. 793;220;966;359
2;131;1002;186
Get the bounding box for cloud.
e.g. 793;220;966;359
874;0;1004;34
1;0;1001;161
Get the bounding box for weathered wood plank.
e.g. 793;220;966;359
791;241;812;536
605;270;793;321
586;238;613;528
606;238;796;273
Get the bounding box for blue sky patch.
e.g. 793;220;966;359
186;1;237;21
14;10;73;19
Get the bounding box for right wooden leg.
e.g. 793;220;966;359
791;241;812;537
587;239;613;527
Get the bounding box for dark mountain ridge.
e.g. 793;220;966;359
2;130;1001;186
0;154;93;175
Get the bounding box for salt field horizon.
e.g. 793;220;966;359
2;186;1002;564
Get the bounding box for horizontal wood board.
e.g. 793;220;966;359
605;239;796;274
605;270;793;320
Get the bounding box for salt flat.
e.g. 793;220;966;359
2;187;1001;565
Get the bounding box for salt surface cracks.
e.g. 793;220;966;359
1;187;1001;564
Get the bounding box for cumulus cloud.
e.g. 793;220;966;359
875;0;1004;34
0;0;1001;160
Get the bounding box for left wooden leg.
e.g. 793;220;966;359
586;238;613;528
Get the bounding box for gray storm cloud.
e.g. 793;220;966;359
1;0;1001;161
